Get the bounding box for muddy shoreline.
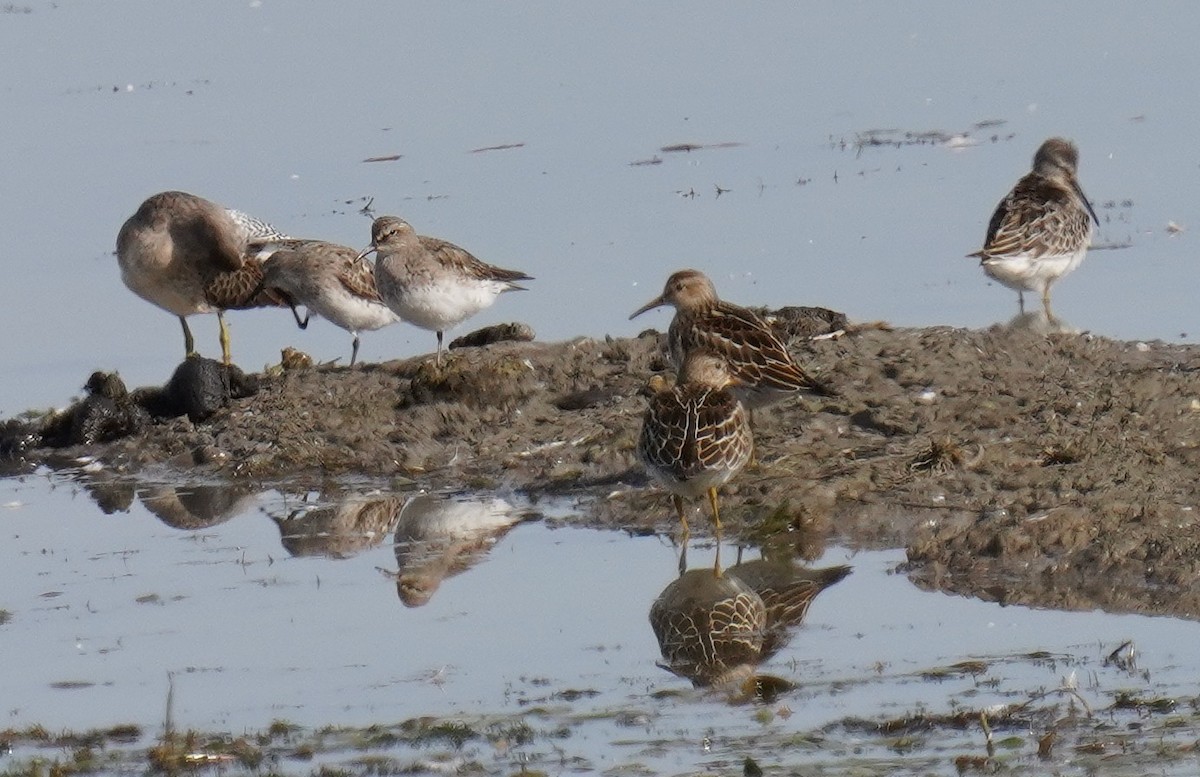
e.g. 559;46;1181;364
7;317;1200;620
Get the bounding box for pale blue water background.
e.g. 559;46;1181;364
1;2;1197;413
2;5;1200;772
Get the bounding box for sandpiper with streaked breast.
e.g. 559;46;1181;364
637;349;753;573
630;269;832;408
970;136;1099;315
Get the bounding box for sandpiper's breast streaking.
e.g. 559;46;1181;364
630;269;831;408
637;350;753;572
357;216;532;364
970;136;1099;315
116;190;285;364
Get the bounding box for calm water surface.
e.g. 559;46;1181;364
2;473;1199;772
2;5;1199;771
1;2;1199;412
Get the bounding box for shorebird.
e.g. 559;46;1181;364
356;216;532;365
260;241;398;365
630;269;831;408
637;350;753;572
970;137;1099;315
116;191;285;364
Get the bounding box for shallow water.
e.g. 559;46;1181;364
3;473;1199;774
4;4;1200;772
2;2;1200;413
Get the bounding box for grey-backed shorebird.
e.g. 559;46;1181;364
357;216;531;365
970;137;1099;315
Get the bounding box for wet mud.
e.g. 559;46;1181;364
5;313;1200;620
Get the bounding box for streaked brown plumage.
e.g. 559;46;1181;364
637;350;752;559
649;560;851;688
969;137;1098;314
274;492;403;560
649;568;766;687
357;216;532;364
727;560;851;659
116;191;285;364
630;269;831;407
260;241;398;365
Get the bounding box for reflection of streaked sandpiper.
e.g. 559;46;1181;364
356;216;532;365
260;241;399;365
970;137;1099;315
274;491;403;559
630;269;831;408
726;560;851;659
116;191;285;364
649;568;766;687
638;350;753;570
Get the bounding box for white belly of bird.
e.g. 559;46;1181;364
982;245;1088;294
311;286;398;333
395;495;520;542
389;279;506;333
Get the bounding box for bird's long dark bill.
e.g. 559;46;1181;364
629;295;666;320
354;246;377;262
1073;179;1100;226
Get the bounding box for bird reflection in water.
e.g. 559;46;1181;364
649;547;850;698
272;490;404;559
139;483;260;530
390;492;531;607
1001;308;1078;336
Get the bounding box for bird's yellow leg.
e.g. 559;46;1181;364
709;487;724;577
218;311;232;365
673;494;689;536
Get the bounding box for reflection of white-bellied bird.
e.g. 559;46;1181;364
116;191;287;364
630;269;832;408
357;216;532;365
393;493;528;607
970;137;1099;315
260;241;398;366
637;351;752;562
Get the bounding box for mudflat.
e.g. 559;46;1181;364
11;314;1200;620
